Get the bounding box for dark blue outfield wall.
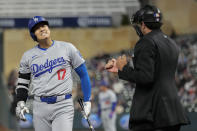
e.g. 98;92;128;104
0;17;112;28
19;112;197;130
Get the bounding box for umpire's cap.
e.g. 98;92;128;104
131;5;162;25
28;16;49;41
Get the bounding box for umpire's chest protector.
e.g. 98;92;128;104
129;30;190;131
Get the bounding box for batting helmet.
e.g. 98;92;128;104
28;16;49;41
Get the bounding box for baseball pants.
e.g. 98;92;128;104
101;110;117;131
33;98;74;131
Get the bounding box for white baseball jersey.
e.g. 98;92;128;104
98;89;117;110
17;40;84;96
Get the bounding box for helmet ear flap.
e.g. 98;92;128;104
30;32;37;41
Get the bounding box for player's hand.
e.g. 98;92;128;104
16;101;29;121
83;101;91;116
105;58;118;73
116;55;128;71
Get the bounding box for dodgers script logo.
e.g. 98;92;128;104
31;57;66;77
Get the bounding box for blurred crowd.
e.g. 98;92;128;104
175;34;197;111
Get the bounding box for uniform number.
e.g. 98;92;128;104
57;69;66;80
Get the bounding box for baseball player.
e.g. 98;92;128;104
15;16;92;131
98;80;117;131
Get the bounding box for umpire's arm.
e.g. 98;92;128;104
118;38;157;84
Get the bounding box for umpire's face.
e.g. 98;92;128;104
34;22;51;41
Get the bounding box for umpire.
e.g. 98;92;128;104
105;5;190;131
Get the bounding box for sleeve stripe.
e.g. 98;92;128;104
19;72;31;80
18;83;29;88
15;86;29;92
17;78;30;84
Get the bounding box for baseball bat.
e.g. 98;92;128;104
78;98;96;131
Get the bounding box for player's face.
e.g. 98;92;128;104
100;86;106;91
34;23;51;41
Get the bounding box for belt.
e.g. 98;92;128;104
34;94;72;104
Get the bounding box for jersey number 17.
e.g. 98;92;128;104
57;69;66;80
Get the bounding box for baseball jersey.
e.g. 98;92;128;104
98;90;117;110
17;40;85;96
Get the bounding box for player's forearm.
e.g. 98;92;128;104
16;88;28;102
111;102;117;112
80;75;91;102
15;72;30;102
75;63;91;102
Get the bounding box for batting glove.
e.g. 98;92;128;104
16;101;29;121
83;101;91;116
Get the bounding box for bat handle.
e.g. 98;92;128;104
78;98;95;131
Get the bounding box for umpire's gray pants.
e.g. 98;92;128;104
33;98;74;131
101;110;117;131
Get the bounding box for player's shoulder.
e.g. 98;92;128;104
108;89;115;94
22;45;38;59
98;92;103;97
54;40;75;48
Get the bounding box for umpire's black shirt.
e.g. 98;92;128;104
118;29;190;131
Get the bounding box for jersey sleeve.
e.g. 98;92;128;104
16;53;31;102
110;90;117;103
74;63;91;102
19;53;31;74
68;43;85;69
110;90;117;112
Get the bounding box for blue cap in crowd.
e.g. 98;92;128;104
99;80;109;87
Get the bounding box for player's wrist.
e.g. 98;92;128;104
83;101;91;116
83;97;91;102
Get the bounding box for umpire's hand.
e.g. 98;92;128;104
105;55;128;72
116;55;128;71
16;101;29;121
105;58;118;73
